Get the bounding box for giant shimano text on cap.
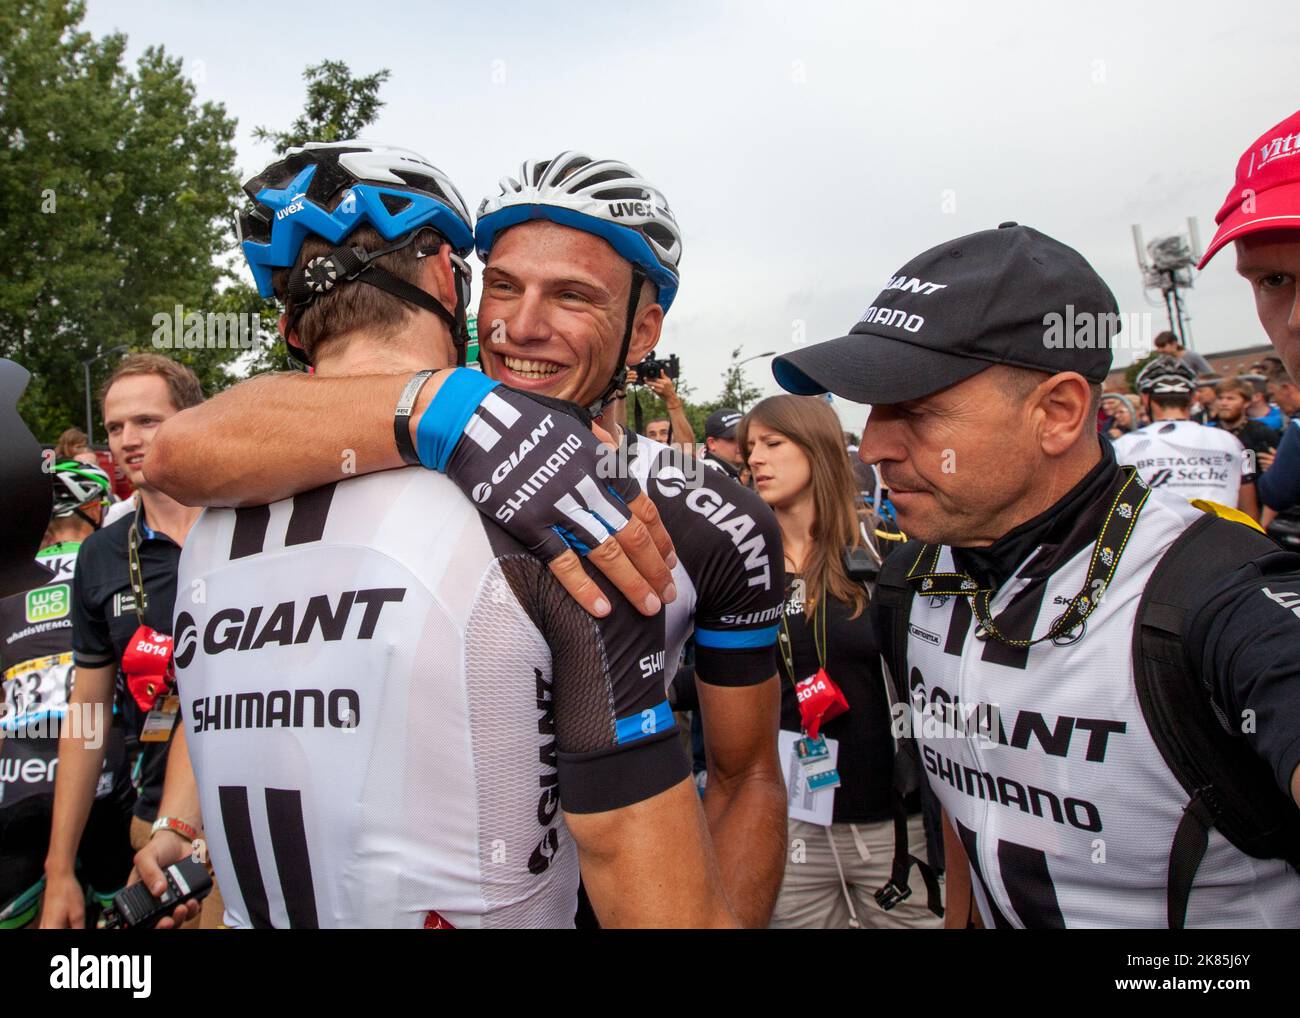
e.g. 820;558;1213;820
773;223;1120;405
705;408;742;439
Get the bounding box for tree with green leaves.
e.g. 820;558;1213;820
253;61;392;152
0;0;242;440
715;346;766;412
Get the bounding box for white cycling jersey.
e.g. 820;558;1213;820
175;468;685;929
899;485;1300;928
1112;420;1248;507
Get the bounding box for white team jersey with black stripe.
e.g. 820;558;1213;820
1112;420;1248;507
175;468;684;929
901;487;1300;928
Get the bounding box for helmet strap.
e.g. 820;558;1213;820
284;233;468;366
585;265;646;419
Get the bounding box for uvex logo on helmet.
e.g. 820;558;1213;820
608;200;657;219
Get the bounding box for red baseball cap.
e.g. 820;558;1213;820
1199;109;1300;269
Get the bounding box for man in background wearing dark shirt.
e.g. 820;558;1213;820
1212;376;1279;466
40;354;203;928
1154;330;1213;377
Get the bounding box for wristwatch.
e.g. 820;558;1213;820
394;369;437;466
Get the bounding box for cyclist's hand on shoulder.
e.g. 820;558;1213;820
38;869;85;929
413;369;677;618
130;830;201;930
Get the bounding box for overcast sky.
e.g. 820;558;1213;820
85;0;1300;434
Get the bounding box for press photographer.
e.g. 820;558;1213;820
629;351;695;455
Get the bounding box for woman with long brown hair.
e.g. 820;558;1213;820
740;394;939;929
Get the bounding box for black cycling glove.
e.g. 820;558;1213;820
414;368;641;561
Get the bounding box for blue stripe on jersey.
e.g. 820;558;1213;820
615;699;675;745
694;623;779;649
415;368;500;472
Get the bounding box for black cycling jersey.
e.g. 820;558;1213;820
1;542;128;810
625;433;782;688
70;509;182;823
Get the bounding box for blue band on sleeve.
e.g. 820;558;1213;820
694;624;779;650
552;524;592;556
615;699;675;745
414;368;500;472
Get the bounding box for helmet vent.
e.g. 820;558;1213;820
643;222;677;249
380;192;414;215
591;185;647;201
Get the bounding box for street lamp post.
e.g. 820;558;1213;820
81;345;129;447
736;351;776;412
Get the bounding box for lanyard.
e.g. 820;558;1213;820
903;466;1150;649
777;578;827;686
128;509;148;627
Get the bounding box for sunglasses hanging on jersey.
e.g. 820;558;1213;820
904;467;1151;648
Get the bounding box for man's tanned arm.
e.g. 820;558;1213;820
144;370;676;620
697;677;787;927
145;371;429;507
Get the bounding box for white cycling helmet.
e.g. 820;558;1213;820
475;152;683;414
1135;355;1197;396
475;151;681;310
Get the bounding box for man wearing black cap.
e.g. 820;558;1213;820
775;223;1300;929
701;409;745;480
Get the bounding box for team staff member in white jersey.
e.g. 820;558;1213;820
136;143;732;929
145;151;787;926
1112;356;1259;517
775;223;1300;929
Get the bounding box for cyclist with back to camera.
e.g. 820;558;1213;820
1113;355;1258;517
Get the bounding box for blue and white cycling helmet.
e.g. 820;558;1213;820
237;141;476;365
475;152;683;413
1135;354;1197;396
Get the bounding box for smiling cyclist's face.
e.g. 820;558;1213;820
476;220;662;408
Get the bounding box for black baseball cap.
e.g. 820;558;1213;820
773;223;1120;405
705;408;742;439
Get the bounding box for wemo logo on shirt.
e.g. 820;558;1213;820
25;583;69;624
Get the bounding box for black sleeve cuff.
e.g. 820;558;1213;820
694;644;778;687
557;729;690;814
73;651;116;669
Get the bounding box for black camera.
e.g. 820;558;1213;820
631;351;680;384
